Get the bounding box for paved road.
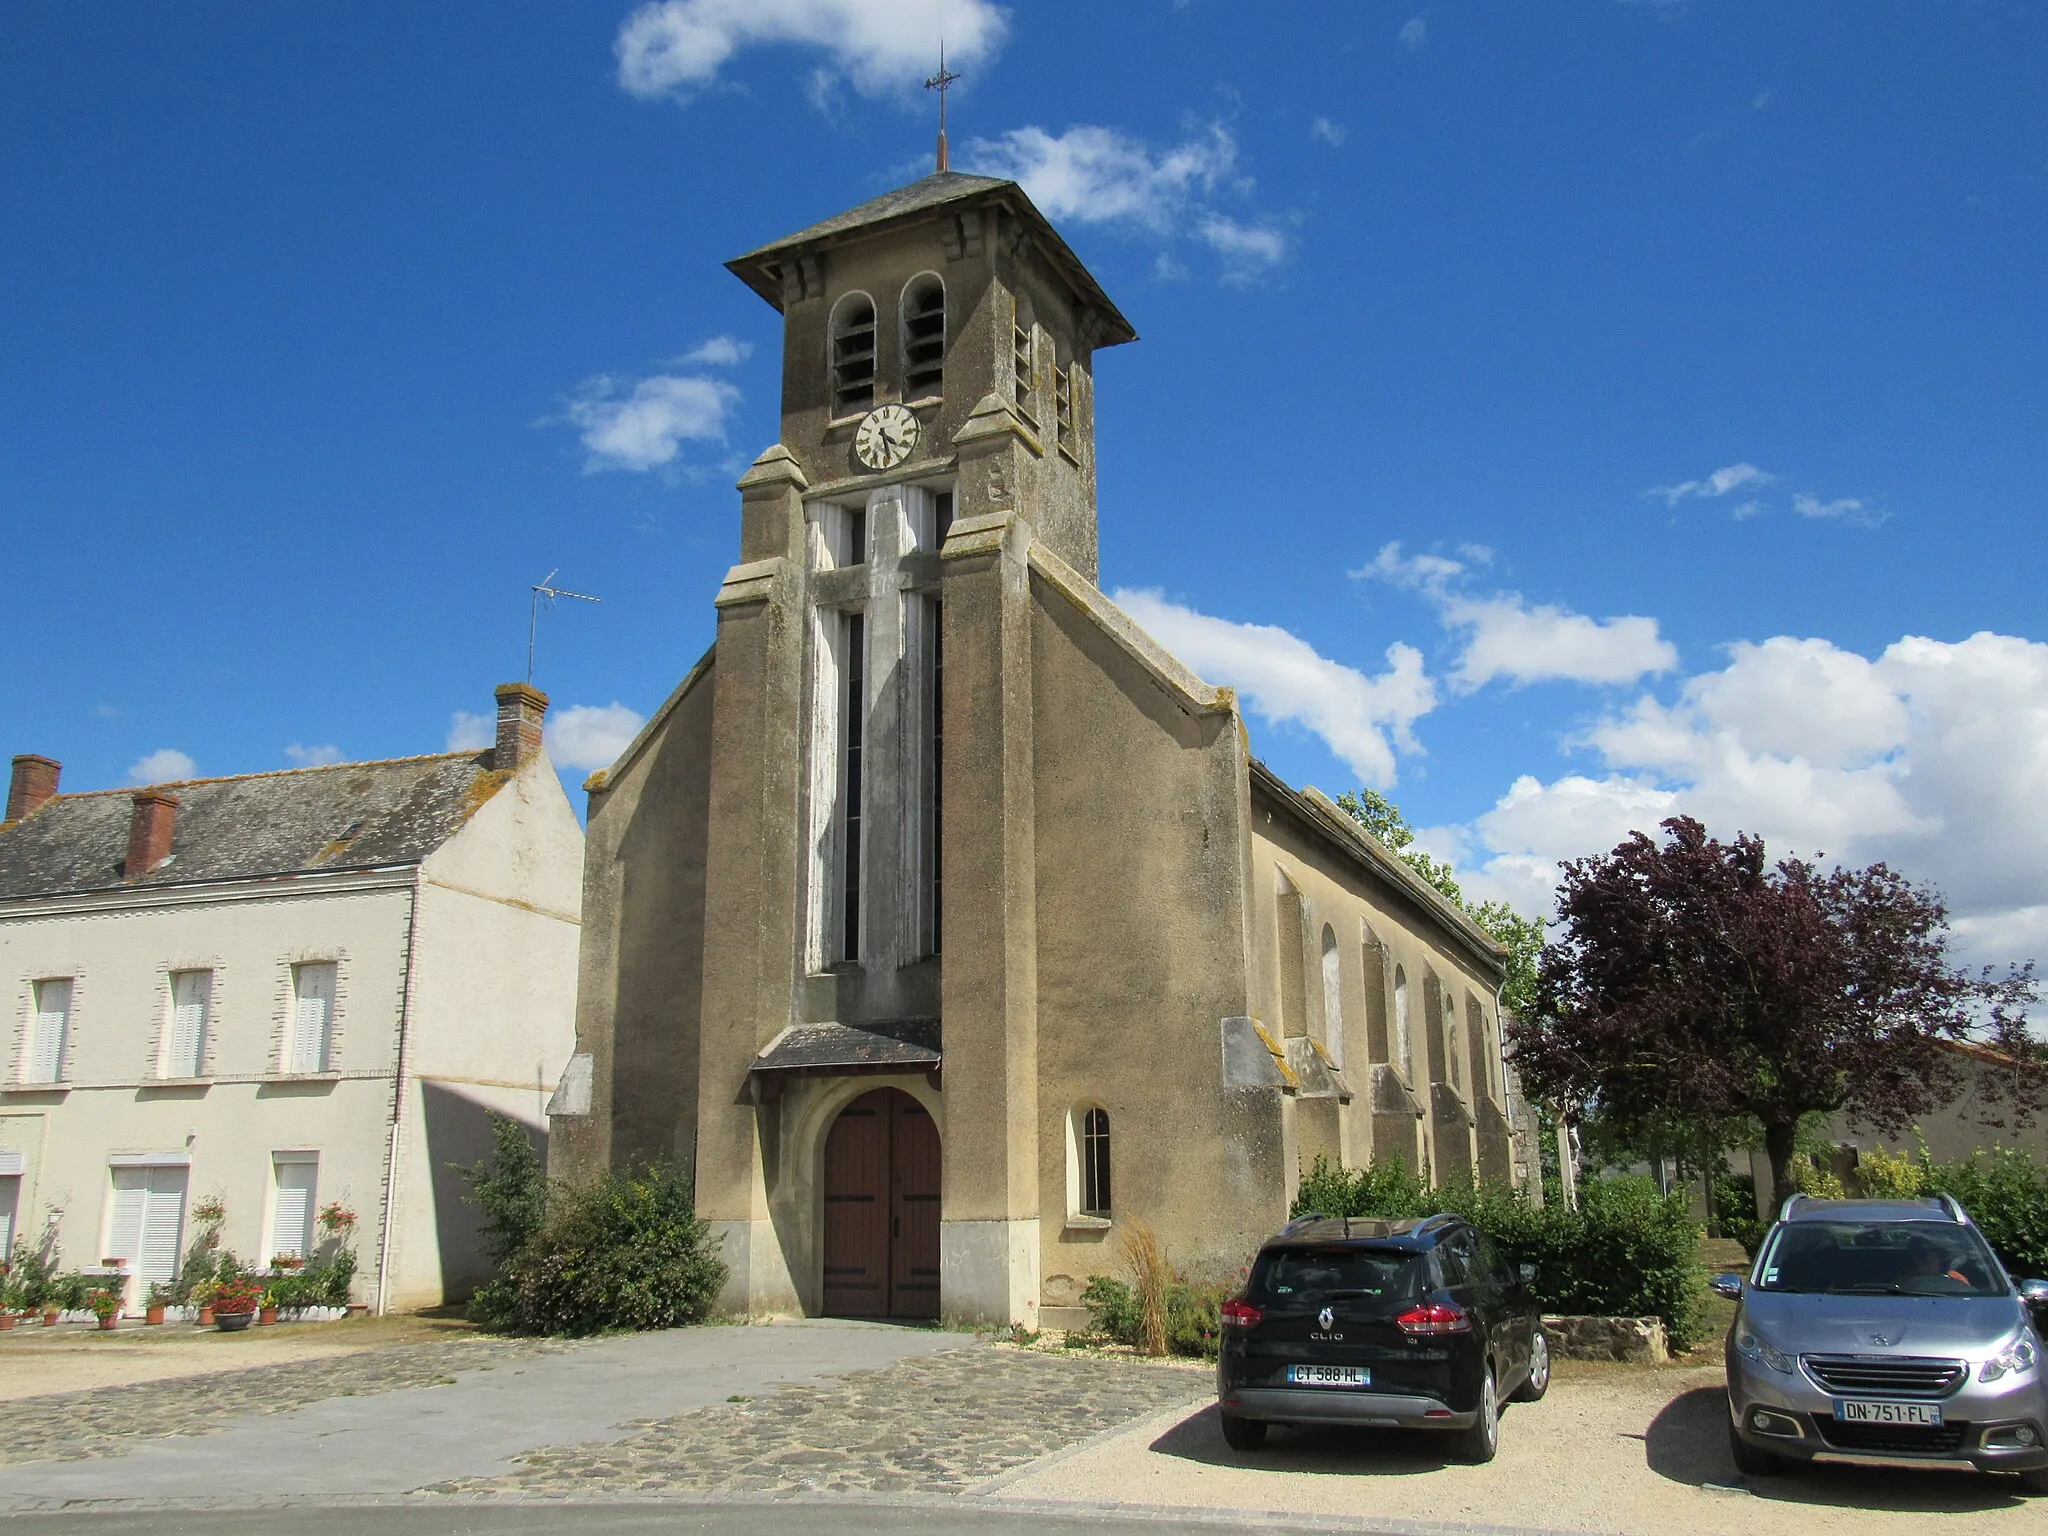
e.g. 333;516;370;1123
0;1321;972;1506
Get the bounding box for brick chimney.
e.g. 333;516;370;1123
6;756;61;822
493;683;549;773
127;790;180;876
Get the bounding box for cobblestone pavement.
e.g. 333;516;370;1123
432;1345;1211;1498
0;1334;572;1468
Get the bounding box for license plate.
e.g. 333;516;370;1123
1833;1400;1943;1427
1287;1364;1369;1387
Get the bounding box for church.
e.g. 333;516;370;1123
549;168;1527;1329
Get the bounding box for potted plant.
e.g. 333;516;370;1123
271;1253;305;1272
0;1262;19;1329
257;1276;282;1325
144;1281;173;1326
212;1276;263;1332
48;1272;89;1325
191;1276;218;1327
87;1286;122;1331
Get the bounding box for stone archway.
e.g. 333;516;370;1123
821;1087;940;1318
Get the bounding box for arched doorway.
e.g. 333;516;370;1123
821;1087;940;1318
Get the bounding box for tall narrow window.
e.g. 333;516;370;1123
108;1164;187;1289
269;1155;318;1259
1079;1107;1112;1217
1320;925;1344;1068
1393;967;1411;1079
1054;364;1077;460
844;503;868;566
29;978;71;1083
830;293;877;416
840;611;867;961
901;274;945;398
288;962;335;1073
927;597;944;956
166;970;212;1078
1011;297;1036;423
934;489;955;545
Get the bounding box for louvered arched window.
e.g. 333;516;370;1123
830;292;876;415
901;274;946;399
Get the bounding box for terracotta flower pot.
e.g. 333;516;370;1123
0;1313;17;1330
97;1316;118;1331
145;1305;166;1325
41;1310;59;1327
258;1305;278;1325
215;1309;254;1332
197;1306;215;1326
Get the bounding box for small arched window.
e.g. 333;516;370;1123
830;292;877;416
1319;924;1344;1068
1393;966;1411;1078
901;274;946;399
1078;1106;1111;1217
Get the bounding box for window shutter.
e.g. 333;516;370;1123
31;979;71;1082
169;971;210;1078
270;1158;317;1258
0;1174;19;1254
139;1168;188;1283
107;1168;148;1263
290;964;335;1072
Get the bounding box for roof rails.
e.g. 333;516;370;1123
1281;1211;1335;1233
1777;1192;1810;1222
1927;1192;1969;1223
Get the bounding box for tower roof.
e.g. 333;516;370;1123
726;171;1137;347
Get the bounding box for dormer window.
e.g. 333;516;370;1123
830;293;877;416
901;274;945;399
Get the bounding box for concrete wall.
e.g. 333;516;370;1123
0;877;412;1308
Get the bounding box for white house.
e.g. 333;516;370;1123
0;684;582;1312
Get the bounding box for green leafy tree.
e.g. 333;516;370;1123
457;1113;549;1328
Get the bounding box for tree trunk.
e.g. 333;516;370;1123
1763;1118;1799;1216
1699;1120;1720;1238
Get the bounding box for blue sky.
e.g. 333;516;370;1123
5;2;2045;965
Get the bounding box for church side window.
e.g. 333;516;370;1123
1319;924;1344;1069
1393;966;1411;1080
901;274;945;399
1054;364;1078;462
839;609;867;961
830;292;877;417
1075;1106;1111;1219
1011;294;1036;425
1274;870;1307;1037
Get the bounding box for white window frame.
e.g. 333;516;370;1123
163;968;213;1079
1065;1103;1113;1226
267;1152;320;1262
286;961;336;1074
27;977;73;1084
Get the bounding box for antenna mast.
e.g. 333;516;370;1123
925;44;960;172
527;569;602;682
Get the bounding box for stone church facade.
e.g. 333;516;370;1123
552;171;1522;1328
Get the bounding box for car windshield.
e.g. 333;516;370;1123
1755;1221;2006;1297
1246;1246;1425;1304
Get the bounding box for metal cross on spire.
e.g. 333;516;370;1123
527;569;602;682
925;43;960;173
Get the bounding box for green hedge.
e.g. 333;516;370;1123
1293;1156;1705;1349
1924;1147;2048;1281
1081;1274;1227;1360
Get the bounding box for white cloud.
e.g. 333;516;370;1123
1310;116;1346;148
1363;542;1678;690
1112;588;1437;787
1793;492;1887;527
1399;17;1428;48
1450;629;2048;967
546;703;648;771
129;748;196;784
964;122;1287;278
284;743;343;768
673;335;752;366
447;711;493;752
1648;461;1773;507
560;372;740;473
616;0;1008;101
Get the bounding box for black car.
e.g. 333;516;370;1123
1215;1213;1550;1462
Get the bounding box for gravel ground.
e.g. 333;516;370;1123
993;1358;2043;1535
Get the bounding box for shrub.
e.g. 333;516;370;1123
1853;1144;1927;1200
1787;1153;1846;1200
1923;1146;2048;1280
1081;1274;1140;1344
1080;1273;1228;1361
1119;1222;1170;1356
458;1113;549;1330
1289;1156;1706;1348
5;1242;52;1311
506;1164;725;1336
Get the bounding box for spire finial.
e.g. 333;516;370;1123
924;43;960;173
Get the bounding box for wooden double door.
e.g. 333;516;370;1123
821;1088;940;1319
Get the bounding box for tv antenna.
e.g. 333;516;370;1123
925;43;960;172
527;569;602;682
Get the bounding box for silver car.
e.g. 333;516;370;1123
1715;1194;2048;1492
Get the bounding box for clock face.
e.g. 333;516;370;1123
854;404;920;471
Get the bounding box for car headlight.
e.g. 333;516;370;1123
1981;1335;2039;1384
1735;1325;1794;1374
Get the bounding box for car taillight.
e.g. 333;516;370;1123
1395;1302;1471;1336
1221;1298;1263;1329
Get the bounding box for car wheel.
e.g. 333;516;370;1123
1511;1331;1550;1402
1452;1366;1499;1464
1727;1420;1782;1477
1219;1411;1268;1451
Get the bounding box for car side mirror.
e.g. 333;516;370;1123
1709;1272;1745;1300
2021;1278;2048;1306
1517;1263;1537;1287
